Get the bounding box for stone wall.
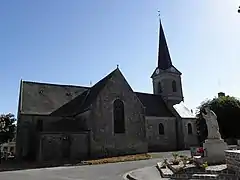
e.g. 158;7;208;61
146;116;177;151
225;150;240;177
16;114;87;161
89;70;148;158
39;132;89;161
152;71;183;105
182;118;199;149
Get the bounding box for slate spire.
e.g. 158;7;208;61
158;20;172;70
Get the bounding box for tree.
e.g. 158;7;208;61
238;6;240;13
0;113;16;144
196;95;240;145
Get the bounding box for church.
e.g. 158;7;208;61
16;21;199;162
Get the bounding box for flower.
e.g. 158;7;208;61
197;147;204;153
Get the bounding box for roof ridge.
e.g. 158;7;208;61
50;68;119;117
22;80;90;88
135;91;162;96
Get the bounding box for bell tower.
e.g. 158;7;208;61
151;20;184;106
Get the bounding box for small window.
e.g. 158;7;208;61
187;123;193;135
158;82;162;94
172;80;177;92
114;99;125;134
159;123;164;135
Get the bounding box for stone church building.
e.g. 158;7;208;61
16;21;198;162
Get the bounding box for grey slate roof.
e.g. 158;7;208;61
51;69;117;117
158;21;172;70
20;81;89;115
19;69;175;118
135;92;174;117
151;20;182;78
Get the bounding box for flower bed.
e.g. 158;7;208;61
82;153;151;165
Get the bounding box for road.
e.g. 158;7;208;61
0;151;189;180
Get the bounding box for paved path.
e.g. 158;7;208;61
125;166;168;180
0;151;189;180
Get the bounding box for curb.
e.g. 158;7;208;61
156;161;173;178
124;165;158;180
156;162;164;177
126;173;138;180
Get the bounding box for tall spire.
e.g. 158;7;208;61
158;20;172;70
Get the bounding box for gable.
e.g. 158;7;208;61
51;68;143;117
20;81;89;115
135;92;174;117
51;68;119;117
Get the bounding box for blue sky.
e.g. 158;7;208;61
0;0;240;115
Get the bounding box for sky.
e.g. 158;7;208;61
0;0;240;115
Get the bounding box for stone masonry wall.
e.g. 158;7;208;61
89;69;148;158
225;150;240;177
39;132;89;161
146;116;177;151
182;118;199;149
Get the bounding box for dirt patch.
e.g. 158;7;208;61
82;153;151;165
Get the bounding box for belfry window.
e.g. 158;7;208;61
113;99;125;134
159;123;164;135
158;82;162;94
172;80;177;92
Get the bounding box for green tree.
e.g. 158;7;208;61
0;113;16;144
196;96;240;145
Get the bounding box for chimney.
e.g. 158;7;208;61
218;92;225;98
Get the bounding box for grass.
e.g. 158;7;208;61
82;153;152;165
150;153;162;159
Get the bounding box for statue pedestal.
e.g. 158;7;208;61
203;139;227;164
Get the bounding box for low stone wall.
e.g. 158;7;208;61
225;150;240;177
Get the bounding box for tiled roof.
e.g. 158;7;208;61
20;69;174;118
20;81;89;114
135;92;174;117
51;68;117;117
158;21;172;70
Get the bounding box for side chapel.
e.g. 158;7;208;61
16;20;199;162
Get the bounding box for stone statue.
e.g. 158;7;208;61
202;107;222;139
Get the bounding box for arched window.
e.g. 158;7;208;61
158;82;162;94
159;123;164;135
113;99;125;134
172;80;177;92
187;123;193;135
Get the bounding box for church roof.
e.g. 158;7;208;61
173;101;196;118
51;69;117;116
19;69;174;118
135;92;174;117
151;20;181;78
158;21;172;70
19;81;89;115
